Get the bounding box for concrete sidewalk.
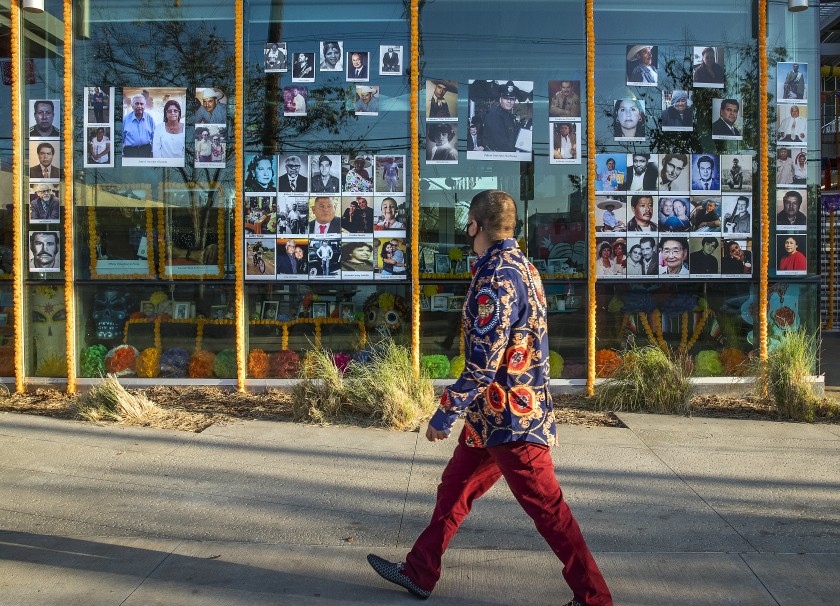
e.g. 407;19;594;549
0;412;838;605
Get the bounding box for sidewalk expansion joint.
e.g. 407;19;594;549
118;539;184;606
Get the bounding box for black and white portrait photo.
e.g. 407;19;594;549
28;231;61;273
264;42;287;73
426;122;458;164
319;41;343;72
292;52;315;83
426;79;458;121
379;45;403;76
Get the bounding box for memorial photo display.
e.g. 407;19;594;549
243;154;407;282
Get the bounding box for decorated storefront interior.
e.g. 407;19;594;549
0;0;821;391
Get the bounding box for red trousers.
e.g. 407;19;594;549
404;429;613;606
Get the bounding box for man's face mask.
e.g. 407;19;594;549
466;218;482;254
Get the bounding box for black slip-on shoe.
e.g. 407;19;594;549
561;601;583;606
366;554;432;600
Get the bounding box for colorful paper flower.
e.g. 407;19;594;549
189;350;215;378
421;354;450;379
213;349;238;378
248;349;270;378
449;355;465;379
595;349;621;378
549;350;564;378
80;344;108;378
270;349;300;378
160;348;190;378
136;348;160;378
695;350;724;377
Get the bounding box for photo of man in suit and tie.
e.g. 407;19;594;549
29;141;62;181
347;51;369;82
308;196;342;234
278;155;308;193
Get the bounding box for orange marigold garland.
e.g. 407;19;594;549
234;0;247;390
585;0;597;395
595;349;621;378
684;309;711;352
248;349;270;378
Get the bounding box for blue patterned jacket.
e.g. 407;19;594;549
429;238;557;448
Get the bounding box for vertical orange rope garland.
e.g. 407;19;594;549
758;0;769;361
585;0;597;395
10;0;23;393
410;0;420;374
234;0;246;390
63;0;77;392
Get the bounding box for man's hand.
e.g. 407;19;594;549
425;424;449;442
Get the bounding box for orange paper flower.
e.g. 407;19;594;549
189;350;215;378
595;349;621;378
248;349;270;378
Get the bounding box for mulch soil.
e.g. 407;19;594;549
2;385;822;434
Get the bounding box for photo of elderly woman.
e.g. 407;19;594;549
613;98;646;141
661;91;693;131
319;41;343;72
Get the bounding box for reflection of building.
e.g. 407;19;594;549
0;2;821;386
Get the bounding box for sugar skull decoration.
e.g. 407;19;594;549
363;292;409;333
29;285;66;376
91;289;131;340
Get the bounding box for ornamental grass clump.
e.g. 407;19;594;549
291;348;347;423
291;340;436;430
75;374;162;423
344;340;436;431
754;328;821;422
595;346;692;414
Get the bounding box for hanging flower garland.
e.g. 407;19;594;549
585;0;597;395
758;0;769;360
62;0;77;391
10;0;22;392
409;0;421;374
234;0;247;390
684;308;711;352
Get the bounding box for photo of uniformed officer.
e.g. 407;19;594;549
467;79;533;162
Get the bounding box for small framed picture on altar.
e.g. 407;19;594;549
210;305;228;320
312;302;328;318
430;294;451;312
173;302;191;320
339;302;355;320
434;253;450;274
261;300;279;320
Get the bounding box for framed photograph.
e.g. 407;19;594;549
162;183;226;278
711;98;743;141
264;42;287;73
426;79;458;121
346;51;370;82
548;80;581;120
319;41;343;73
84;86;113;126
312;302;328;318
375;155;405;194
434;253;451;274
467;79;533;162
173;301;191;320
261;300;279;320
291;52;315;83
379;45;403;76
85;126;114;169
210;305;228;320
430;294;451;312
28;230;61;273
28;98;61;139
777;62;807;102
283;86;308;117
85;185;155;278
547;259;568;275
28;139;61;182
692;46;725;89
448;296;465;311
420;297;430;311
121;87;186;168
0;313;8;327
550;122;581;165
139;300;156;316
157;300;173;316
339;302;355;320
194;125;227;169
626;44;658;86
454;259;468;274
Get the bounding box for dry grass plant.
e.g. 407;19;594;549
75;374;201;429
753;328;822;422
291;340;436;430
291;348;348;423
344;340;436;431
595;346;693;414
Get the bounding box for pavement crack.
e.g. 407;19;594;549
119;539;184;606
738;553;781;606
395;430;420;548
624;424;762;554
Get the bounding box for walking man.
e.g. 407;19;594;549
367;190;612;606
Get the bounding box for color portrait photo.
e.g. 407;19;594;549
467;79;533;162
122;87;186;167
